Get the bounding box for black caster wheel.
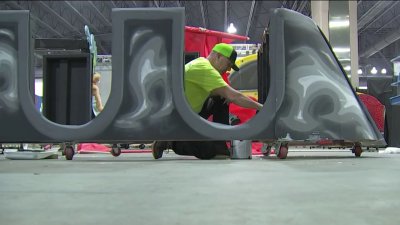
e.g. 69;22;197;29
111;144;121;157
277;144;288;159
65;145;74;160
353;145;362;157
120;144;130;149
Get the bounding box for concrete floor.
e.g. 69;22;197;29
0;148;400;225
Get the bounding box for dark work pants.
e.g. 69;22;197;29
172;96;230;159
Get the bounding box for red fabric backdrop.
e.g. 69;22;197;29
184;26;249;57
358;93;385;132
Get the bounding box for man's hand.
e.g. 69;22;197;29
211;86;263;111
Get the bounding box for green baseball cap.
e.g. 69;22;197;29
212;43;240;71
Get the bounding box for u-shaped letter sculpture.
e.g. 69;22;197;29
0;8;385;147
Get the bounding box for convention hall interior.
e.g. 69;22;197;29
0;1;399;225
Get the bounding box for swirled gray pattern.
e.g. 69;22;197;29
274;11;378;141
115;26;171;129
0;28;18;113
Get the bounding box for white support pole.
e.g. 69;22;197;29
311;1;329;40
349;0;359;88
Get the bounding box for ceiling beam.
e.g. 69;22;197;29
291;1;298;10
360;1;399;34
4;1;24;10
374;6;400;34
65;1;99;33
39;1;81;35
358;1;392;32
5;1;63;38
88;1;112;27
64;1;107;53
297;0;308;14
245;0;256;39
30;15;63;37
360;27;400;58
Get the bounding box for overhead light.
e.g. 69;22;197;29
333;47;350;53
227;23;237;33
371;67;377;74
344;65;351;71
357;69;363;75
329;20;349;28
381;68;387;74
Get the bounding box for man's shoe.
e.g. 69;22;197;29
152;141;169;159
229;113;241;126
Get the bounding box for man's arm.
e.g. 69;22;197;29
92;85;104;112
211;85;263;110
